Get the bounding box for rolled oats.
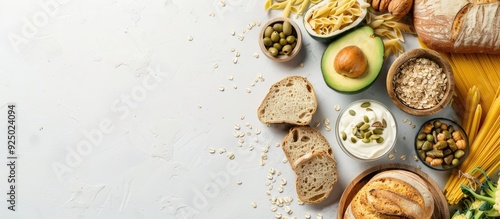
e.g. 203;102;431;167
393;58;447;109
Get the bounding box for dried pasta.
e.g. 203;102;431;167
264;0;323;18
306;0;369;35
366;8;416;58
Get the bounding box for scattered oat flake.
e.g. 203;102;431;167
324;118;330;125
235;51;240;57
271;206;277;212
187;35;193;41
230;30;235;36
388;154;395;160
240;115;245;120
281;178;287;186
316;214;323;219
335;104;341;111
251;201;257;208
232;57;238;64
255;129;261;135
305;213;311;219
403;118;408;123
411;124;416;129
278;186;283;193
219;148;226;154
413;155;419;161
234;124;241;130
208;12;215;17
245;88;251;93
275;212;282;218
325;125;331;131
253;53;259;58
276;170;281;176
219;0;226;7
315;122;321;127
233;84;238;89
299;63;304;68
400;155;407;161
282;157;288;163
228;75;234;81
227;153;235;160
238;35;244;41
236;180;242;185
208;148;215;154
285;206;292;214
230;48;235;52
275;143;280;147
213;64;219;68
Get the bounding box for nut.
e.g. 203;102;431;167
388;0;413;18
379;0;391;12
371;0;382;10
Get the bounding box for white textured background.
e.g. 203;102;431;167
0;0;455;218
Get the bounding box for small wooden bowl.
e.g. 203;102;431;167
386;48;454;116
258;17;302;62
337;164;450;219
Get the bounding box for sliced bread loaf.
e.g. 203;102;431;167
282;126;333;171
257;76;318;125
295;151;338;204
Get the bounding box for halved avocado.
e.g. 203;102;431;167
321;26;384;93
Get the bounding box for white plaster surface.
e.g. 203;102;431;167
0;0;456;218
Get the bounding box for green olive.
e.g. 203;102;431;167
282;45;292;55
279;38;287;46
282;21;292;36
452;158;460;166
268;47;278;57
291;42;297;49
273;23;283;32
264;26;274;38
454;150;465;159
263;37;273;47
279;32;285;39
271;31;280;42
273;43;282;51
426;134;434;142
286;35;296;44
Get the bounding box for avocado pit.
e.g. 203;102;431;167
334;45;368;78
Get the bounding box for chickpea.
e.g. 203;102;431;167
452;131;463;141
456;139;466;150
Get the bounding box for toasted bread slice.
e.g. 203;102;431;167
282;126;333;170
257;76;317;125
295;151;338;204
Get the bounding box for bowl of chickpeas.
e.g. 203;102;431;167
259;17;302;62
415;118;469;171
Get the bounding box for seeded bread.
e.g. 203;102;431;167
282;126;333;171
257;76;318;125
344;170;434;219
295;151;338;204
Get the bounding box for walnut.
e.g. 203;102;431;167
379;0;391;12
388;0;413;18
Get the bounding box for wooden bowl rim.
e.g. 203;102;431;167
386;48;455;116
337;163;450;218
258;17;302;62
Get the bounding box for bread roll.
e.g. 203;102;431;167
413;0;500;54
344;170;434;219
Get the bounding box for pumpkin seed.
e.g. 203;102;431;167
363;115;369;123
364;132;372;138
373;128;384;135
349;110;356;116
341;131;347;141
382;119;387;128
360;123;370;131
362;138;371;143
370;134;381;140
360;102;371;108
356;122;365;128
350;137;357;143
376;137;385;144
366;107;373;112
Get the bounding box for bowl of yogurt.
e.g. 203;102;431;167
336;99;397;161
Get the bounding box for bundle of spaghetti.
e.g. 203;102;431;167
442;53;500;120
462;86;481;143
443;89;500;205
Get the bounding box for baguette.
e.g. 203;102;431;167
295;151;338;204
282;126;333;171
257;76;318;125
413;0;500;54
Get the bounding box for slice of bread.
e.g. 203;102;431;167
282;126;333;171
295;151;338;204
257;76;318;125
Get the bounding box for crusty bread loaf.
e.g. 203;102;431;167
344;170;434;219
413;0;500;54
282;126;333;170
295;151;338;204
257;76;318;125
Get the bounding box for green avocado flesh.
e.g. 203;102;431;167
321;26;384;93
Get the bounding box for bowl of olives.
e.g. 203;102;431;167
259;17;302;62
415;118;469;171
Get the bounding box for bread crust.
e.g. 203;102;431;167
345;170;434;219
282;126;333;171
413;0;500;54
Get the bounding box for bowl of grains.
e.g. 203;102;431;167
386;48;454;116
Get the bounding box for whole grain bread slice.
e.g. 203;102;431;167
282;126;333;171
295;151;338;204
257;76;318;125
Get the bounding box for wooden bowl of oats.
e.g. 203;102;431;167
386;48;454;116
